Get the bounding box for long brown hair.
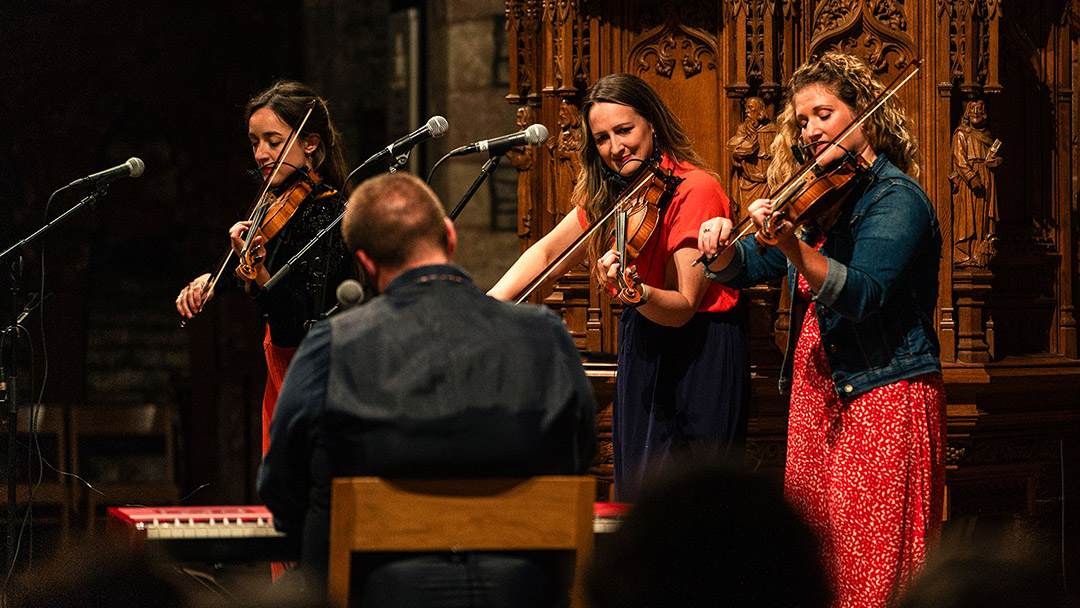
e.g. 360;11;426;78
767;52;920;190
245;80;348;192
577;74;712;278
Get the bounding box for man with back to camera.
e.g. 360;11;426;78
256;172;596;606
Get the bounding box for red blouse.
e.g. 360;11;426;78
577;154;738;313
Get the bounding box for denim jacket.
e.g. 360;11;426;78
706;156;942;399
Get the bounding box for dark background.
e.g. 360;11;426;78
0;0;401;505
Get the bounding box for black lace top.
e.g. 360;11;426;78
223;178;352;347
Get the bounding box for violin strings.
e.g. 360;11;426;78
513;165;661;304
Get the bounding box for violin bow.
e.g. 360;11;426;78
694;58;922;267
512;161;665;305
187;99;318;322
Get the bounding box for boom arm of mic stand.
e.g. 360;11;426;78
449;155;502;221
264;149;392;293
0;186;106;263
262;210;345;293
343;147;410;193
266;148;443;293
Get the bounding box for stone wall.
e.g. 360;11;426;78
425;0;521;289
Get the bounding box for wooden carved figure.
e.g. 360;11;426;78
506;106;537;240
950;99;1002;268
726;96;776;217
552;99;583;217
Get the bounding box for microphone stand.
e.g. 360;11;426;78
448;154;501;221
262;151;411;294
0;184;108;572
0;187;107;262
2;255;20;576
267;148;501;292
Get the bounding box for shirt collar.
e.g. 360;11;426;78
384;264;474;294
869;154;891;175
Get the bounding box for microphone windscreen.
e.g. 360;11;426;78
128;157;146;177
336;279;366;308
427;116;449;138
525;124;549;146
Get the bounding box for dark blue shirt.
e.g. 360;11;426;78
256;264;596;577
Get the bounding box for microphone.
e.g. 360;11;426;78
449;124;549;157
68;157;145;188
335;279;366;311
791;143;807;165
315;279;366;322
363;116;449;165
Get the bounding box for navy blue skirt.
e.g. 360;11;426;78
613;307;751;502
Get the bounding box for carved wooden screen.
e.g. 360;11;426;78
506;0;1077;364
506;0;1079;512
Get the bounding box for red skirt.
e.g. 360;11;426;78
262;326;299;580
261;326;298;456
785;303;946;608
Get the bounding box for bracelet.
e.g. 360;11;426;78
638;284;650;306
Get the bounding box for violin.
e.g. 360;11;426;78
236;167;322;282
752;151;871;247
608;160;678;305
181;100;317;325
694;58;922;267
513;158;680;305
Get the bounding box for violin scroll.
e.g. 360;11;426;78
611;265;645;306
754;209;787;248
604;160;680;307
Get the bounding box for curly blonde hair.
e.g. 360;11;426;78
766;52;920;190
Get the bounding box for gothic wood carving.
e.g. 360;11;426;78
506;0;544;104
550;99;583;218
950;99;1001;269
810;0;916;72
937;0;1002;93
629;21;723;167
504;1;1080;540
629;23;719;81
727;96;778;217
506;106;538;243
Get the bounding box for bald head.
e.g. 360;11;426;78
343;172;452;272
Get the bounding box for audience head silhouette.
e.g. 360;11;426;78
589;460;831;608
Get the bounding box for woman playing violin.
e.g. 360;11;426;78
489;73;750;502
175;80;351;454
697;52;944;608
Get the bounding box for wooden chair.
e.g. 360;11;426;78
70;404;180;531
1;404;72;543
328;476;596;608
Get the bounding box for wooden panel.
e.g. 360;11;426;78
507;0;1080;586
628;21;722;168
328;476;595;608
330;477;594;551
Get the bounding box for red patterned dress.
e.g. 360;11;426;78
784;245;946;608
